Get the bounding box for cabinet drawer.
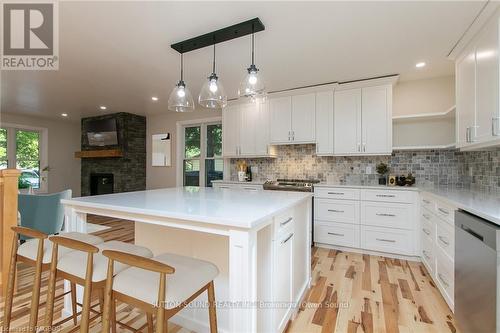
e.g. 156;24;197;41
361;226;414;255
274;210;294;236
436;247;454;306
361;201;413;230
421;236;435;275
238;184;263;191
435;201;455;224
314;221;360;248
420;194;435;211
361;189;414;203
314;187;360;200
314;198;359;224
436;218;454;260
421;208;435;241
213;183;236;189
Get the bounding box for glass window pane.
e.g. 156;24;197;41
0;128;7;169
205;159;223;187
16;130;40;189
183;159;200;186
184;126;201;159
206;124;222;158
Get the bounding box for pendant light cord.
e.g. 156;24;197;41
180;53;184;81
251;32;255;66
212;43;216;74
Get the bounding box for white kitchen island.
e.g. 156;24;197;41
61;187;312;333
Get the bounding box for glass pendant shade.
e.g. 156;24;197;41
199;73;227;108
238;64;265;99
168;80;195;112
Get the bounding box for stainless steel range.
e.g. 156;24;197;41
263;179;319;192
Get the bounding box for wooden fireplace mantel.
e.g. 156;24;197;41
74;149;123;158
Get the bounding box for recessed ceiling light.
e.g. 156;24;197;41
415;62;426;68
151;96;159;101
99;105;107;110
61;113;68;117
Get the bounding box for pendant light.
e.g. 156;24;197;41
199;42;227;109
168;52;195;112
238;30;266;100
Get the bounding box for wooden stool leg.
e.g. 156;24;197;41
79;252;94;333
28;239;45;331
111;298;117;333
147;313;154;333
207;281;218;333
155;273;166;333
1;235;18;332
70;282;78;325
43;243;59;330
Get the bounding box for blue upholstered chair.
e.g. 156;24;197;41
18;189;72;237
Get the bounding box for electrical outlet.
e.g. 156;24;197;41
366;166;372;174
251;166;258;174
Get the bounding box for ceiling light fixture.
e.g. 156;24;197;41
415;62;426;68
99;105;107;110
168;52;195;112
198;41;227;109
61;113;68;117
238;29;266;101
151;96;159;101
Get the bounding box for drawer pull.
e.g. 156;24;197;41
328;232;345;237
219;186;231;189
438;208;449;215
328;192;344;195
376;194;396;198
422;250;431;260
280;217;293;227
438;236;450;246
422;199;431;204
438;273;449;288
422;214;431;220
281;233;294;244
328;209;345;213
376;213;396;217
376;238;396;243
422;228;431;236
243;187;258;191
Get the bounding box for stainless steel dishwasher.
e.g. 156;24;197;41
455;210;499;333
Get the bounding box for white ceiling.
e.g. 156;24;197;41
0;1;486;121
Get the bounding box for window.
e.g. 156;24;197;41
179;119;223;187
1;124;48;192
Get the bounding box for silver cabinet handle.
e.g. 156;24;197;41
328;209;344;213
219;186;231;189
243;187;258;191
422;228;431;236
422;250;431;260
438;208;449;215
438;236;450;246
466;127;470;143
376;194;396;198
327;192;344;195
438;273;449;287
328;232;344;237
422;199;431;204
280;217;293;227
281;233;294;244
376;213;396;217
493;117;500;136
376;238;396;243
363;143;366;152
357;143;361;152
422;214;431;220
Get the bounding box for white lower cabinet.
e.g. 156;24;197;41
314;186;418;257
420;193;456;311
273;229;293;332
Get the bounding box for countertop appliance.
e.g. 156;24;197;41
455;210;499;333
264;179;318;246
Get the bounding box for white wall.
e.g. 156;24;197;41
0;112;81;196
393;75;455;116
146;109;222;189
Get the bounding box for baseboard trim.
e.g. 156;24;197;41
314;242;421;262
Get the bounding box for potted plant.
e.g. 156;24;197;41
376;162;389;185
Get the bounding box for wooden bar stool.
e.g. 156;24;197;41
101;250;219;333
44;238;153;332
1;226;103;332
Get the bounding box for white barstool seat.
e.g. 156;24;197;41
113;253;219;309
57;240;154;282
17;232;104;263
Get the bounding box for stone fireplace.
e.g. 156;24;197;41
80;112;146;196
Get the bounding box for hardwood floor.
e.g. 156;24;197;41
0;215;458;333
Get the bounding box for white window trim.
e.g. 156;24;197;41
1;122;49;193
176;116;222;187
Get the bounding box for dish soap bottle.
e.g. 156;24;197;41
246;166;252;182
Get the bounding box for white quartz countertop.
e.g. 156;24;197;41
62;187;312;229
314;183;420;191
422;187;500;225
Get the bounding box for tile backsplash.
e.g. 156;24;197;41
230;144;500;192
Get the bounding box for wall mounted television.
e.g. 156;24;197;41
86;118;118;146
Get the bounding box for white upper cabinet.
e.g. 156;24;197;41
291;93;316;143
315;90;334;155
270;93;316;144
362;85;392;154
334;84;392;155
270;96;292;143
456;12;500;149
334;89;362;154
222;104;240;157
